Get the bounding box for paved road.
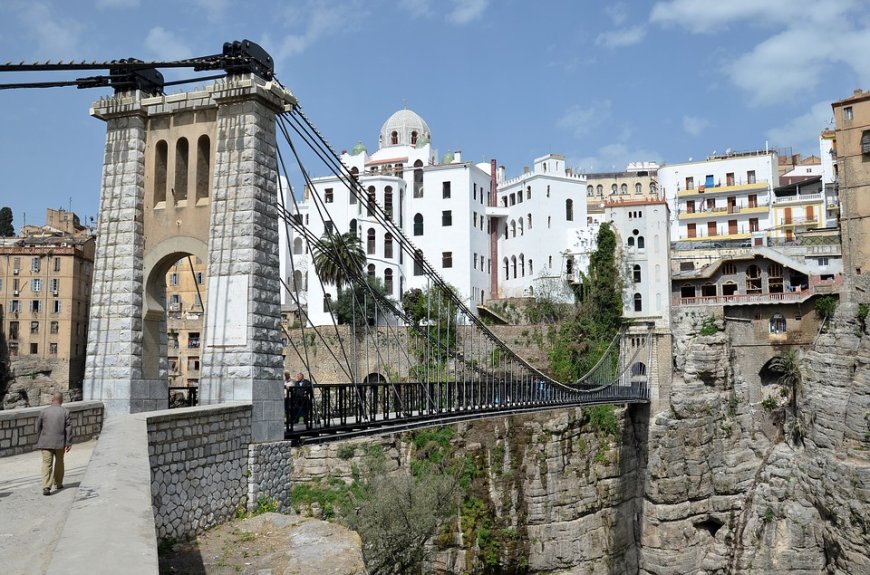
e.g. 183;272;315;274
0;440;96;575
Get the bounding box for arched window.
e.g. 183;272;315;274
510;220;516;238
154;140;168;204
769;313;787;334
650;182;657;195
367;186;376;216
349;218;357;235
635;182;642;194
519;254;525;276
196;135;210;201
633;264;641;283
413;214;423;236
350;166;359;179
367;263;376;278
384;269;393;294
628;237;635;247
503;257;509;279
633;293;643;312
411;130;418;145
566;257;574;276
596;184;603;196
631;362;647;377
527;214;532;229
529;259;533;275
518;219;524;236
638;236;645;249
621;183;628;194
292;270;303;291
367;228;376;254
384;186;393;220
511;256;517;279
413;160;423;198
293;237;304;255
611;183;618;195
175;137;189;202
384;233;393;258
587;185;594;197
504;223;509;240
390;131;398;145
566;199;574;221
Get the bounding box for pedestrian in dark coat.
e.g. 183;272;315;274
36;392;72;495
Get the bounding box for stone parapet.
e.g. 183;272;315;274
0;400;103;457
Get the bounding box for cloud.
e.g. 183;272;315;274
144;27;194;61
682;115;710;136
766;100;834;151
573;143;662;174
192;0;229;23
557;101;612;138
95;0;139;8
605;3;629;25
399;0;432;18
595;25;646;48
14;2;84;59
447;0;489;26
650;0;870;106
273;1;364;60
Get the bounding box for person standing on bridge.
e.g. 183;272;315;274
291;372;312;424
35;392;72;496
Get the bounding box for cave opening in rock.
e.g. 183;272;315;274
694;517;723;537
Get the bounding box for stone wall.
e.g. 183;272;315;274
290;405;648;573
147;405;253;540
0;400;103;457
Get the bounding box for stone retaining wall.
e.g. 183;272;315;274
0;400;103;457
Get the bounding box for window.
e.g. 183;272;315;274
413;251;424;276
517;190;523;203
566;257;574;276
510;220;516;238
565;199;574;221
50;321;58;334
587;185;594;197
686;177;694;190
323;293;332;312
529;259;533;275
188;332;201;348
518;219;524;236
30;343;38;355
686;200;695;214
611;184;618;195
367;264;375;278
31;300;41;313
367;229;376;254
413;160;424;197
511;256;517;279
188;357;201;371
635;182;642;194
442;252;453;268
31;257;41;272
503;258;508;278
817;257;829;266
384;269;393;294
527;214;532;229
621;183;628;194
547;216;551;228
862;130;870;154
519;254;525;276
633;264;641;283
349;219;357;235
414;214;424;236
384;233;393;258
650;182;657;194
390;131;398;145
31;279;42;292
411;130;418;145
154;140;168;203
53;300;61;314
197;272;204;284
367;187;376;216
442;210;452;226
53;257;61;272
726;172;735;186
293;238;303;255
628;237;635;247
633;293;643;312
749;218;760;232
723;262;737;275
769;313;787;334
843;106;853;121
324;187;334;203
747;170;756;184
473;253;478;270
473;183;477;200
49;343;57;355
31;321;39;334
169;273;178;286
10;300;20;312
638;236;645;249
175;137;189;202
596;184;603;196
510;193;516;206
442;181;451;199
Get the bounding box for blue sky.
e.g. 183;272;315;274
1;0;868;228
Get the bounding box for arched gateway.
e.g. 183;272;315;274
84;74;296;441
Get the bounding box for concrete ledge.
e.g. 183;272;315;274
47;412;157;575
0;401;104;457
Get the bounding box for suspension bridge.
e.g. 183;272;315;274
1;40;654;445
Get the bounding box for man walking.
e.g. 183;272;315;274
36;392;72;496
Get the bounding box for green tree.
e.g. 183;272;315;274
549;222;623;382
311;232;366;291
0;207;14;237
814;295;837;321
334;277;393;326
769;350;802;415
401;283;460;351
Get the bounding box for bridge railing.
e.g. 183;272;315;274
284;379;649;435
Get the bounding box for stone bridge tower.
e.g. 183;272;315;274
84;74;295;441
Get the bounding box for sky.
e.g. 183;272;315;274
0;0;868;229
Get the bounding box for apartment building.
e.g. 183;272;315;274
660;151;778;244
164;257;207;389
0;210;95;400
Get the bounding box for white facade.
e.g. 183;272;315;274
606;200;671;328
494;154;589;299
659;152;778;243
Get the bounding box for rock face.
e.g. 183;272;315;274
1;356;80;409
640;304;870;574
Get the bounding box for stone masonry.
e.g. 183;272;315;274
0;400;103;457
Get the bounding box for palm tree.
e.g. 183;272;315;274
770;350;802;415
312;231;366;291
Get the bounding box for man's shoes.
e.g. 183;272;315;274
56;485;63;490
43;488;50;496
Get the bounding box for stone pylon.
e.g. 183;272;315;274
85;75;295;442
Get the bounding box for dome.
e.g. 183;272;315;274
350;141;367;155
379;108;431;149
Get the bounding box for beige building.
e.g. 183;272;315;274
164;257;207;391
831;88;870;302
584;164;660;219
0;209;95;403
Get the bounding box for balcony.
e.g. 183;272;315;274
485;205;509;219
677;181;769;198
771;193;823;205
678;205;769;220
778;216;820;227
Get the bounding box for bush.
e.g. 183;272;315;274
584;404;619;437
699;315;719;336
815;296;837;321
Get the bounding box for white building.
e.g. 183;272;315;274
659;151;778;244
606;199;672;328
493;154;589;299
